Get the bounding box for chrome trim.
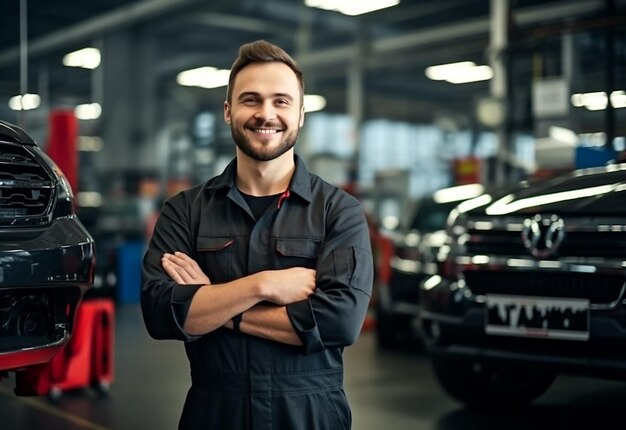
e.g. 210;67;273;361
464;281;626;311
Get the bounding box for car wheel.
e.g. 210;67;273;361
431;356;556;408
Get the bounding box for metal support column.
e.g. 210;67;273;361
489;0;509;186
348;23;366;185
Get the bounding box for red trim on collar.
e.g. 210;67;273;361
277;190;290;208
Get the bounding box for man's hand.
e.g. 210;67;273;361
162;252;315;305
162;252;211;285
253;267;316;305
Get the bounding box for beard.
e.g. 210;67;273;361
231;119;300;162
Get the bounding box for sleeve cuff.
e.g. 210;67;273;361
287;299;324;354
171;283;203;342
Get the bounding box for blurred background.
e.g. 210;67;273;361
1;0;626;429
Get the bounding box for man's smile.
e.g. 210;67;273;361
251;128;281;135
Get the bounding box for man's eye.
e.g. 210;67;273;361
276;99;289;105
243;98;258;104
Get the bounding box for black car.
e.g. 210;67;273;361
376;184;484;348
0;120;95;376
420;162;626;408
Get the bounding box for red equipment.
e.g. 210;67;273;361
14;299;115;400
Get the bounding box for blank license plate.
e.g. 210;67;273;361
485;294;590;341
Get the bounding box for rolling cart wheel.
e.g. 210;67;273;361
48;387;63;402
93;380;110;397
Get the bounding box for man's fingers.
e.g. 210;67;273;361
162;253;210;285
163;256;194;284
162;260;183;283
174;252;206;277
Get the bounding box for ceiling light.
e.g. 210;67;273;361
610;90;626;108
425;61;492;84
582;91;608;111
75;103;102;120
304;94;326;112
63;47;101;69
425;61;476;80
8;93;40;111
570;90;626;111
305;0;399;16
177;67;230;89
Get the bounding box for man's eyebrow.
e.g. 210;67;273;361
237;92;295;101
273;93;295;101
237;92;259;100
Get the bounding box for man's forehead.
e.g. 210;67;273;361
233;62;300;91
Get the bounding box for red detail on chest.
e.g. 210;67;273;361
277;190;290;208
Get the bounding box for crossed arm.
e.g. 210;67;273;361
161;252;316;345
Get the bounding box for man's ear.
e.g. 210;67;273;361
224;101;231;124
299;106;305;128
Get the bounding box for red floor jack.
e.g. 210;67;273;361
14;298;115;400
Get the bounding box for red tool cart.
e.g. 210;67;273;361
15;298;115;400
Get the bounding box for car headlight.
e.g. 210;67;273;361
35;149;75;217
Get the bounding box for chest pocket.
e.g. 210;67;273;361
195;236;234;283
275;238;320;270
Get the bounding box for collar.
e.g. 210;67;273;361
205;154;313;204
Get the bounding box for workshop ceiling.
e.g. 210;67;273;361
0;0;625;128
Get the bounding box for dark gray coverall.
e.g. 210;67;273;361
141;155;373;429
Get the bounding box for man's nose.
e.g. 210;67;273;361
254;101;277;121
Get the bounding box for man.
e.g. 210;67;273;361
141;40;373;430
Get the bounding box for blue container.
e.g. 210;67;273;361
117;241;144;304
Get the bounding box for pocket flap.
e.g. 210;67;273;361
276;238;320;259
196;237;235;252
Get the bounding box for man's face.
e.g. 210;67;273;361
224;62;304;162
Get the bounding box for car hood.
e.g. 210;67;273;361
0;120;36;145
464;163;626;217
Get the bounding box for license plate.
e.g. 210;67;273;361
485;294;590;341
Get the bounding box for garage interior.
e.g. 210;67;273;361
1;0;626;429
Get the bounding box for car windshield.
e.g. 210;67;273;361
409;199;458;232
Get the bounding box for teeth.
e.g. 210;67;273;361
254;129;278;134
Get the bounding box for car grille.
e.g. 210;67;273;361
464;270;625;305
0;142;54;227
465;227;626;259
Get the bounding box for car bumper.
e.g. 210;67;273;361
420;274;626;377
0;216;95;371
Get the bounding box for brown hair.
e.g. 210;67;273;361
226;40;304;104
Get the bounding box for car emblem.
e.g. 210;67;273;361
521;214;565;258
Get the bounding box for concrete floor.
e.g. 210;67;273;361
1;304;626;429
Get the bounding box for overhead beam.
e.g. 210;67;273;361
190;12;295;34
297;0;602;68
0;0;205;68
0;0;604;72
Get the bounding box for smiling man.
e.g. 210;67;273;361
141;40;373;430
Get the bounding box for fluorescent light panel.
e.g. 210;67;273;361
63;47;101;69
177;67;230;89
75;103;102;120
571;90;626;111
305;0;400;15
425;61;493;84
8;93;40;111
304;94;326;112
